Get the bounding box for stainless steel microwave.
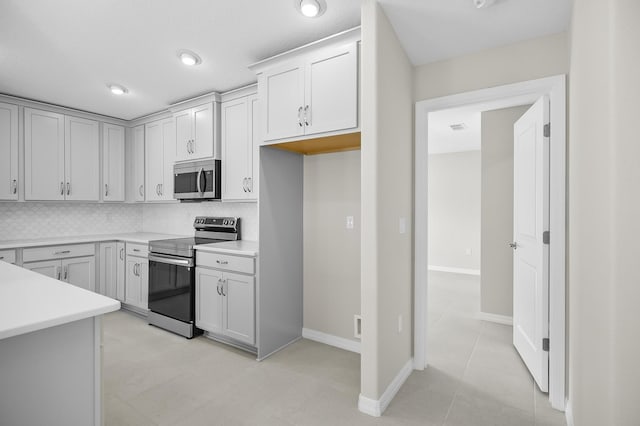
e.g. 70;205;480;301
173;159;221;201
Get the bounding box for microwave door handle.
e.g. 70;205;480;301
198;168;205;195
196;168;203;194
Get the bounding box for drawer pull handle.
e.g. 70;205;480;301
133;249;141;252
216;260;228;265
0;256;4;260
54;250;71;255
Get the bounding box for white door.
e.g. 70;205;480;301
512;96;550;392
195;268;224;334
304;43;359;136
24;260;60;280
222;97;250;200
125;258;141;306
63;256;95;292
65;116;100;201
116;242;126;301
138;259;149;309
261;63;305;142
24;108;65;201
192;103;214;159
174;109;192;161
222;272;255;345
131;125;145;201
160;119;175;201
103;124;125;201
145;121;164;201
0;102;19;200
99;242;117;298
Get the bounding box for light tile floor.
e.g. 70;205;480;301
103;271;566;425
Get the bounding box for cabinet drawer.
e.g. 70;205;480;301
196;251;255;275
126;242;149;257
0;249;16;264
23;243;95;262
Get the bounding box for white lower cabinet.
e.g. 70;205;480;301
196;265;255;346
24;256;95;292
125;255;148;310
0;249;16;264
99;242;118;298
116;242;126;301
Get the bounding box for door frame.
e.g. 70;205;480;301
413;75;566;410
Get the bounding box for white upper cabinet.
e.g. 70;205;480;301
174;102;215;161
64;116;100;201
131;125;145;202
24;108;66;200
252;28;360;145
145;118;175;202
222;92;258;201
0;102;18;200
102;123;125;202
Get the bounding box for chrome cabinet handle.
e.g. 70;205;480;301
139;185;144;196
304;105;310;126
120;248;124;260
242;178;247;193
63;266;68;280
248;177;252;193
298;106;303;127
105;184;109;197
509;242;518;250
12;179;17;194
56;266;61;280
60;182;64;195
155;184;160;196
67;182;70;195
54;250;71;255
216;260;228;265
221;280;226;297
159;184;163;195
133;248;140;252
217;280;222;296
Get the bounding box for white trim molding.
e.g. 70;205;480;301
358;359;413;417
302;328;361;354
565;399;574;426
428;265;481;276
414;75;567;411
477;312;513;326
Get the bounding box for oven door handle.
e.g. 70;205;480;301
148;254;194;267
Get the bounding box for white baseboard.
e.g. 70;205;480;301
565;399;574;426
477;311;513;326
428;265;481;276
302;328;360;354
358;358;413;417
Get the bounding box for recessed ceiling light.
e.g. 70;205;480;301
297;0;326;18
178;50;202;66
450;123;467;131
108;84;128;95
474;0;496;9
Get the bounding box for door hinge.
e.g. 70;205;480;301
543;338;550;352
543;231;550;245
543;123;551;138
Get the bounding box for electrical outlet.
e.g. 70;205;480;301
398;315;403;333
346;216;354;230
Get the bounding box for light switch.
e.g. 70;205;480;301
346;216;354;229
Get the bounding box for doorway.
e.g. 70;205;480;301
414;75;567;411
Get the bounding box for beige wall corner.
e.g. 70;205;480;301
480;105;530;317
360;0;414;408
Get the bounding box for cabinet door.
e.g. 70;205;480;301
24;108;65;201
222;272;255;345
249;95;260;199
304;43;358;136
261;62;305;142
23;260;60;280
0;102;18;200
138;259;149;309
116;242;126;301
103;124;125;202
192;103;214;159
195;268;223;334
222;97;250;201
160;119;175;201
132;125;145;202
63;256;95;292
174;109;192;161
65;116;100;201
99;242;117;298
125;258;141;306
144;121;164;201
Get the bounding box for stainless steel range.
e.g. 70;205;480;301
148;216;240;338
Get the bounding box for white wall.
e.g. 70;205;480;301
361;0;414;403
303;151;361;343
480;105;530;317
428;151;481;271
569;0;640;424
0;202;141;240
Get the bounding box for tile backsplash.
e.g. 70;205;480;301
0;202;142;240
142;202;258;241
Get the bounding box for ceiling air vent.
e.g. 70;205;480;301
449;123;467;131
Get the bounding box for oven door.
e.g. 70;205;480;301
148;254;195;323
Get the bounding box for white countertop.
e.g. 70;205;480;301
0;262;120;340
195;240;259;256
0;232;188;250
